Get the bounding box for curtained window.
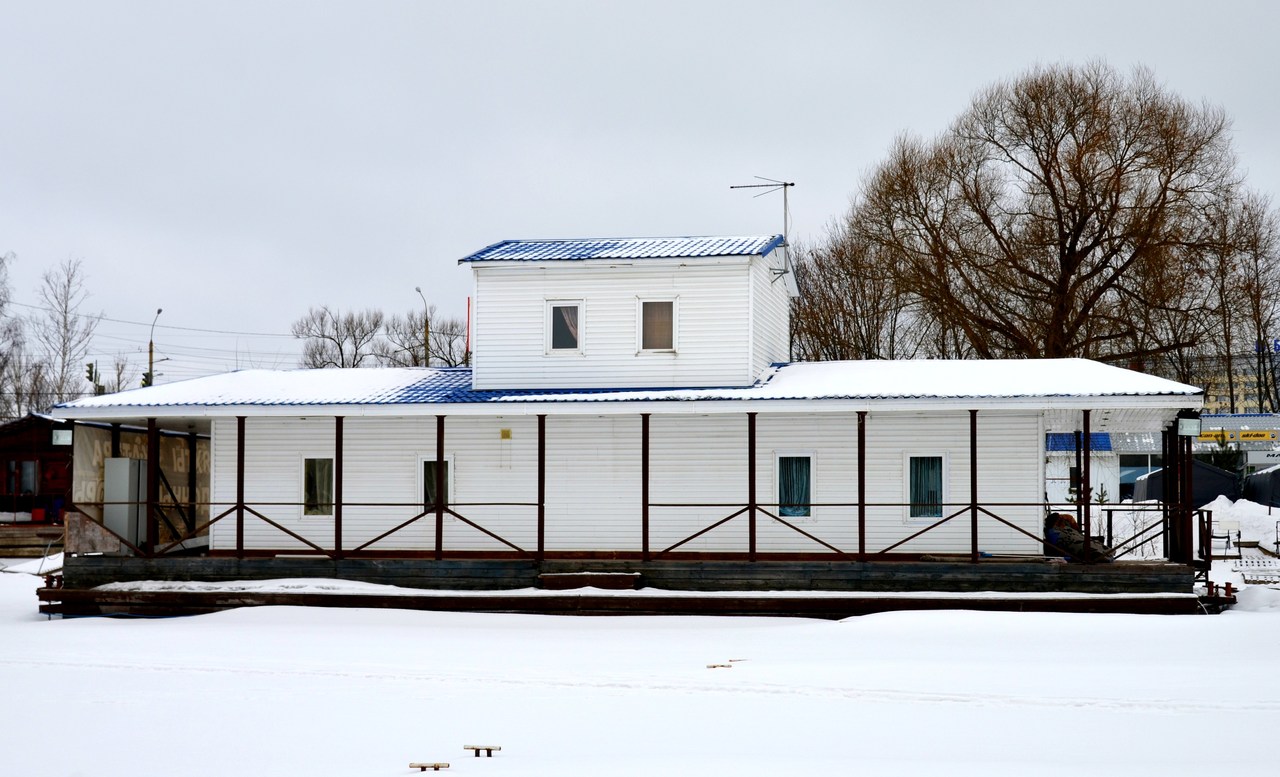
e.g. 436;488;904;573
641;300;674;350
303;457;334;516
550;303;580;350
19;461;38;495
423;460;450;509
778;456;811;517
909;455;943;518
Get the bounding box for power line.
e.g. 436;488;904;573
7;299;295;337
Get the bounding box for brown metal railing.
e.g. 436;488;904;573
66;496;1207;565
68;498;535;560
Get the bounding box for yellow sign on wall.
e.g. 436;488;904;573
1197;429;1279;443
1239;430;1279;441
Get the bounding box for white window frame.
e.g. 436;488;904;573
300;454;335;518
774;450;816;522
636;296;678;354
546;299;584;355
418;454;456;519
903;451;948;524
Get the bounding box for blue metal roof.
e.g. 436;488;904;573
1046;432;1113;452
381;369;674;404
459;235;785;263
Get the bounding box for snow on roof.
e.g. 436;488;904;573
459;235;784;263
732;359;1199;402
52;359;1200;416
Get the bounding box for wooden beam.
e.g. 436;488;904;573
1074;429;1083;527
334;416;344;560
747;412;757;562
537;414;546;562
857;411;866;561
146;418;160;556
186;432;198;532
1082;409;1092;557
435;415;445;561
236;416;245;558
641;413;650;562
969;409;978;563
1182;435;1192;563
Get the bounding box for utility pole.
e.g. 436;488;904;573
145;308;162;387
415;287;430;367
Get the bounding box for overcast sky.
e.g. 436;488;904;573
3;0;1278;385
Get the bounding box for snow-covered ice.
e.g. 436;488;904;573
2;500;1279;776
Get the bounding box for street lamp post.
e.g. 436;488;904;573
147;308;163;386
414;287;430;367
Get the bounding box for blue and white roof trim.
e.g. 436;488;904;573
459;235;785;263
52;360;1201;421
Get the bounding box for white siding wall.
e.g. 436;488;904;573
1045;453;1121;506
211;415;545;553
750;253;792;375
850;411;1044;554
471;262;754;389
211;410;1046;556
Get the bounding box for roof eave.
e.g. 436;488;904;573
48;392;1201;423
464;254;756;270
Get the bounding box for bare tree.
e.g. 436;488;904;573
803;62;1262;368
0;344;52;419
376;308;429;367
0;252;29;420
31;257;100;404
107;353;141;394
791;230;931;361
374;308;469;368
0;253;19;375
426;315;468;367
1231;194;1280;410
291;306;385;368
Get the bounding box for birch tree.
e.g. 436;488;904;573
32;257;100;404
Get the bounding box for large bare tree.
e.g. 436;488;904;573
799;62;1275;370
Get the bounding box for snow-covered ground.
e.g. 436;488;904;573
3;502;1280;776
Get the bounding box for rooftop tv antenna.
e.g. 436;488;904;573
730;176;794;247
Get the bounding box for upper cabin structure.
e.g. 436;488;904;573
47;234;1211;603
0;414;73;524
462;236;795;390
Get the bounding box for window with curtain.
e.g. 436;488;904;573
778;456;811;517
19;461;38;495
641;300;674;350
423;460;450;509
550;303;580;350
303;457;334;516
909;455;943;518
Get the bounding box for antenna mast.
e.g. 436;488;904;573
730;176;795;247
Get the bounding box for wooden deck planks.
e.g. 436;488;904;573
38;554;1205;618
36;585;1206;618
